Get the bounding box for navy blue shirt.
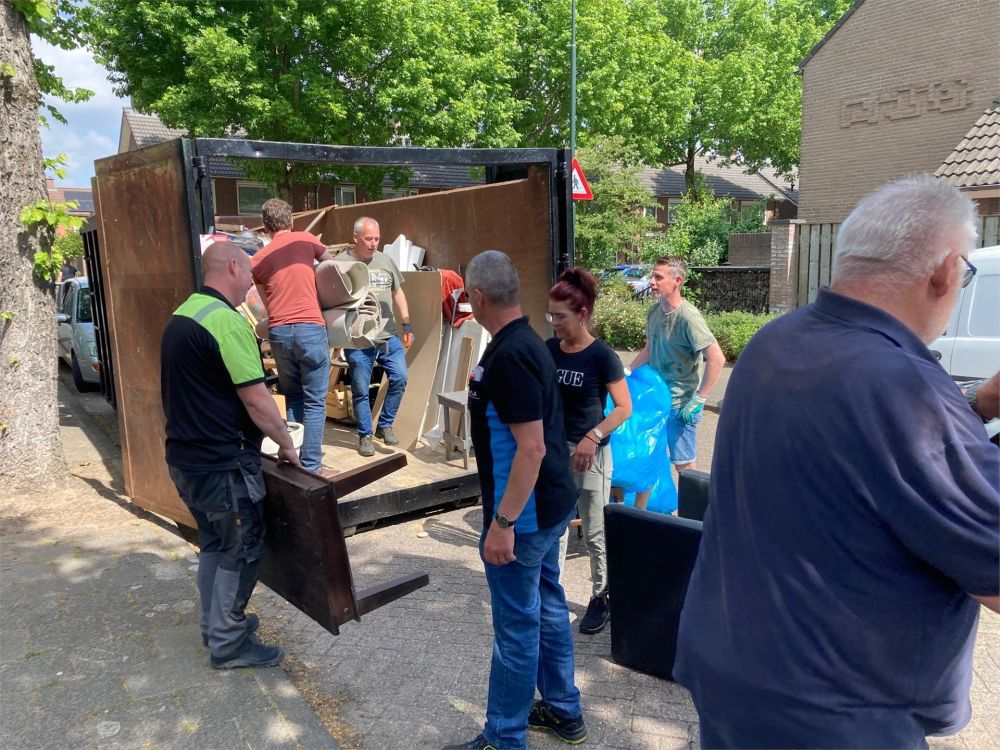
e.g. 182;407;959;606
675;287;1000;748
469;317;577;533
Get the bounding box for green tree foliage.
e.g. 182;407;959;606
573;137;659;271
14;0;93;125
644;174;768;267
84;0;520;195
506;0;851;185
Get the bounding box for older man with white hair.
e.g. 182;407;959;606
674;175;999;749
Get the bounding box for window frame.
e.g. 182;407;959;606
335;184;357;206
236;181;272;215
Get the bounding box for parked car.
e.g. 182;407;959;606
622;264;653;295
599;264;630;281
57;277;101;391
930;245;1000;380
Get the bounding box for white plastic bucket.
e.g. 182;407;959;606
260;422;304;457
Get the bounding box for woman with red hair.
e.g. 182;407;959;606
547;268;632;635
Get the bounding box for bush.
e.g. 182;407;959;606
593;289;648;350
704;310;777;361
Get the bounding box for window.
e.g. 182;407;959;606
642;205;659;221
61;283;75;316
335;185;357;206
667;199;683;224
77;288;93;323
236;182;272;215
968;274;1000;337
383;189;418;200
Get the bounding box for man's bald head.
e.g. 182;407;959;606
202;242;253;305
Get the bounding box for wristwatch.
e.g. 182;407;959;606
591;427;604;441
494;512;516;529
965;380;986;421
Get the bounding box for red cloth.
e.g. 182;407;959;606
251;231;326;327
440;269;473;327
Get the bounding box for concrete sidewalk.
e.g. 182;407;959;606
0;373;337;750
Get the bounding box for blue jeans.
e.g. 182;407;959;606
345;336;408;437
480;512;581;750
268;323;330;472
666;406;702;464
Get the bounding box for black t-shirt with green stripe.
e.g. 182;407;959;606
161;286;266;471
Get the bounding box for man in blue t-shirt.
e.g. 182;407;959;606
675;175;1000;749
442;251;584;750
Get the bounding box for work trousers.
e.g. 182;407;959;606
168;454;266;658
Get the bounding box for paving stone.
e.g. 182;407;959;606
122;655;218;701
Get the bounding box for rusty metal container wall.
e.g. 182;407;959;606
304;167;554;337
92;139;202;526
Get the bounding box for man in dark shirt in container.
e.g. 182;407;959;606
162;242;301;670
674;175;1000;749
443;251;585;750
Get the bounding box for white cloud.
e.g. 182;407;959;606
31;38;129;187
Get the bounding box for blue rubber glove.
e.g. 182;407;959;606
680;393;706;424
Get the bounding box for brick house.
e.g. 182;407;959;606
639;156;798;229
770;0;1000;312
117;108;481;227
797;0;1000;224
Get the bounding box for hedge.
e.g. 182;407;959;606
593;288;776;361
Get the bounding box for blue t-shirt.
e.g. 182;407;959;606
468;317;577;533
674;287;1000;748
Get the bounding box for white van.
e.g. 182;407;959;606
931;245;1000;380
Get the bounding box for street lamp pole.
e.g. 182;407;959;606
570;0;577;157
569;0;578;268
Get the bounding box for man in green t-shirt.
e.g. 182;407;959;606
630;257;725;507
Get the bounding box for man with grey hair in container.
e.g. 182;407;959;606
674;175;1000;749
442;251;585;750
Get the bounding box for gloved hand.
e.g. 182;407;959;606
680;393;706;424
402;322;413;350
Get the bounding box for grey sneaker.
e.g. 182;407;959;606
375;425;399;445
358;434;376;457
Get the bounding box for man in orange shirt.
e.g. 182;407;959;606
252;199;335;476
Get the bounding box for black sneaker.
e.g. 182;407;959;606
375;425;399;445
358;434;376;457
528;701;587;744
441;734;498;750
202;613;260;648
579;591;610;635
209;636;284;670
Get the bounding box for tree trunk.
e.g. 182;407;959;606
0;6;67;490
684;141;697;195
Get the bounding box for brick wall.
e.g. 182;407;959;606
728;233;772;266
799;0;1000;224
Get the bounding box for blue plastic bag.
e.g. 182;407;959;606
608;365;672;493
620;472;678;515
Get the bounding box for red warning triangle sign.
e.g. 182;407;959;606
571;157;594;200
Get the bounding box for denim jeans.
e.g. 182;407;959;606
480;511;581;750
268;323;330;472
345;336;408;437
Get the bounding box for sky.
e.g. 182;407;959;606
33;37;129;188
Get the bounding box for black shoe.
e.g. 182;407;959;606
209;636;284;670
202;613;259;648
375;425;399;445
441;734;498;750
579;591;610;635
358;434;376;457
528;700;588;744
